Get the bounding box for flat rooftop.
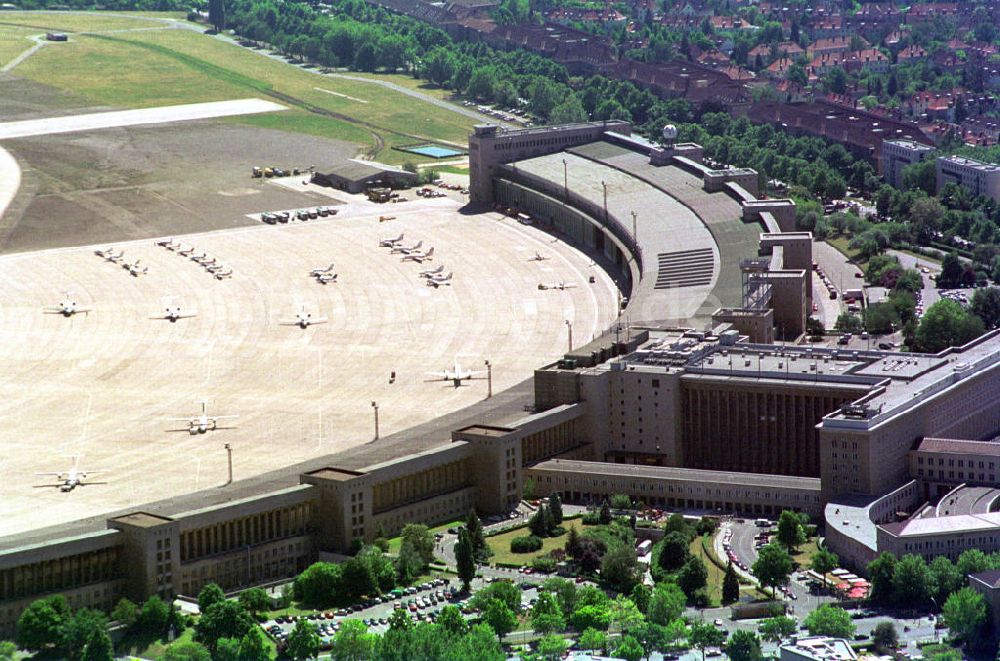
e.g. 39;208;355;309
938;154;1000;171
881;510;1000;538
507;146;726;326
915;438;1000;456
109;512;173;528
531;458;821;490
306;468;366;482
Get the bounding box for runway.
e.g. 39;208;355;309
0;204;619;537
0;98;286;140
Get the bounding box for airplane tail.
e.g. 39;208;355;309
425;247;434;258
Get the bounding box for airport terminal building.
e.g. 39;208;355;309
3;122;1000;633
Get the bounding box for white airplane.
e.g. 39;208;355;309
419;264;444;278
155;238;179;250
178;245;196;257
35;458;104;492
538;281;577;290
529;252;550;261
401;246;434;263
213;267;233;280
94;247;123;262
426;271;453;288
43;293;92;317
314;272;338;285
279;306;328;328
379;233;404;248
192;253;215;265
167;400;238;434
122;259;149;278
150;299;197;322
427;360;487;388
309;262;335;276
204;263;225;273
391;240;422;255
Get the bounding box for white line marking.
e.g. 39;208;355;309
313;87;369;104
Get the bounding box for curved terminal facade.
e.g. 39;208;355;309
3;122;1000;633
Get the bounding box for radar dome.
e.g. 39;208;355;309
662;124;678;141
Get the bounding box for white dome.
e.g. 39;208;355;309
662;124;678;140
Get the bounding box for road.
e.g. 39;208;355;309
814;239;863;301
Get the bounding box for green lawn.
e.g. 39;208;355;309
825;235;867;269
4;13;478;162
790;537;819;569
0;23;35;67
0;11;172;33
487;518;586;566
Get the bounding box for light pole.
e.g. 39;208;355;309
631;210;638;243
484;359;492;399
371;401;379;440
224;443;233;486
565;320;573;353
602;180;608;223
562;158;568;202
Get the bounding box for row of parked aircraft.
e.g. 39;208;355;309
157;238;232;280
309;262;338;285
380;234;453;287
95;247;147;277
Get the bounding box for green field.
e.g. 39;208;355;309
487;518;586;565
1;12;478;163
385;519;465;555
0;10;175;33
0;23;35;67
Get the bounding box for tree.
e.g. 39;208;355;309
630;584;652;614
804;605;854;639
726;630;763;661
215;637;240;661
835;312;864;333
867;552;897;605
549;493;564;525
776;510;806;553
455;527;476;591
892;554;933;608
939;253;964;288
645;583;684;626
752;543;793;598
238;588;269;619
872;621;899;652
286;620;322;660
565;526;582;558
689;621;726;661
602;543;641;592
759;616;798;643
80;627;114;661
331;619;375;661
928;556;962;605
537;633;567;659
473;580;521;613
237;627;270;661
0;642;15;661
16;596;69;652
578;627;607;652
294;562;341;607
677;556;709;597
971;287;1000;329
62;608;108;660
658;531;691;572
208;0;226;31
531;592;565;634
664;513;692;539
529;505;552;537
161;642;212;661
570;604;612;631
599;500;612;525
810;547;838;587
722;562;740;605
110;598;140;627
614;634;645;661
609;595;645;635
194;601;254;651
437;605;467;636
401;524;435;566
481;598;517;640
198;583;226;614
942;587;988;644
466;509;488;558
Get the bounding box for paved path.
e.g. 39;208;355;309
0;145;19;221
0;33;47;73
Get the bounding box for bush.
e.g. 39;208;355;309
582;513;601;525
531;556;557;573
550;526;566;537
511;536;543;553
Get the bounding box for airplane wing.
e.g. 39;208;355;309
212;415;240;420
34;472;65;477
278;319;301;326
177;311;198;318
42;307;63;314
426;371;450;379
75;306;93;313
312;317;329;324
166;417;195;422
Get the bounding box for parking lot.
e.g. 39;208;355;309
261;575;543;648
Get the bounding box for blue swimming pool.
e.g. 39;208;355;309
399;144;465;159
